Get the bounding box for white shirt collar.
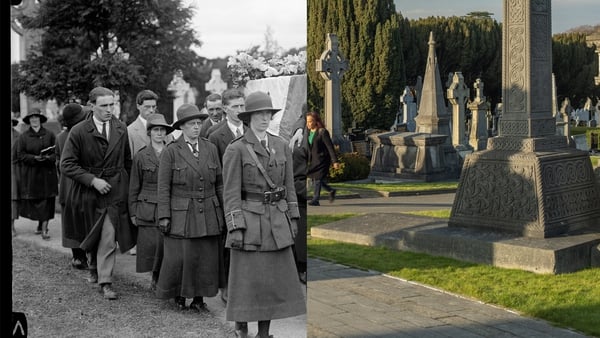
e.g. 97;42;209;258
227;119;243;136
92;115;109;135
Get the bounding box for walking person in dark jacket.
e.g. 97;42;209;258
12;117;21;237
60;86;137;300
16;108;59;240
56;103;90;269
128;113;173;290
306;111;340;206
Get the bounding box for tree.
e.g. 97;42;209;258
552;32;600;108
12;0;210;123
308;0;405;131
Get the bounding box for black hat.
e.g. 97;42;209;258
62;103;87;129
23;108;48;124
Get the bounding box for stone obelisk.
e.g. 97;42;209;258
449;0;600;238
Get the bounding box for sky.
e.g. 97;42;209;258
394;0;600;35
10;0;599;62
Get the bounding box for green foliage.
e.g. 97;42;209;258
552;33;600;107
12;0;210;123
329;151;371;182
308;0;405;130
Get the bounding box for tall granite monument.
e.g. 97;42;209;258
449;0;600;238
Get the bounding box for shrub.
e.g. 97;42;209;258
329;151;371;182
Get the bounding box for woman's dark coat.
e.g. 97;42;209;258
60;115;136;253
16;126;58;200
306;127;337;180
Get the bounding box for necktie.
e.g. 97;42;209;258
187;142;198;156
235;128;242;138
101;122;107;139
260;139;269;154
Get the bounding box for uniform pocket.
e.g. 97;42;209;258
136;200;157;223
241;200;264;245
170;197;189;234
141;166;157;183
242;160;257;183
171;164;187;185
207;162;218;184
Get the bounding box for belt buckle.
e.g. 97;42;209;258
263;191;272;204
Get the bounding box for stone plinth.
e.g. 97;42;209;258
368;131;450;182
449;144;600;238
311;213;600;274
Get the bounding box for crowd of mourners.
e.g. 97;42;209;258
10;86;343;338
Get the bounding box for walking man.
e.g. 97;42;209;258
60;86;137;300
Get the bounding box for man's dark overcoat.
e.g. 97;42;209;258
60;114;136;253
207;121;246;164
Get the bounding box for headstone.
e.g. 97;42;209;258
449;0;600;238
167;69;195;140
205;68;227;95
446;72;470;147
316;33;351;152
400;86;417;132
466;78;490;151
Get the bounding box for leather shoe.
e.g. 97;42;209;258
329;189;337;203
87;269;98;283
189;301;208;312
308;200;320;206
101;284;118;300
174;296;186;310
71;258;88;270
234;322;248;338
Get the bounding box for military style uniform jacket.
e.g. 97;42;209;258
156;136;225;238
222;129;300;252
128;144;164;227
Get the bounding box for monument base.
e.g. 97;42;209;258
368;131;460;182
310;213;600;274
449;143;600;238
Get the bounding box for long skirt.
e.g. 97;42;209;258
19;197;55;221
155;235;224;299
136;226;164;273
226;246;307;322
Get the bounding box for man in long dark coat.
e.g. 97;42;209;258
60;86;137;300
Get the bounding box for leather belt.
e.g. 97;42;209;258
242;187;286;204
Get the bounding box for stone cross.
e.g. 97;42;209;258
447;72;470;146
205;68;227;95
316;33;349;145
167;69;192;140
467;78;489;150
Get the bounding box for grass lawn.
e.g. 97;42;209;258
308;213;600;337
331;181;458;192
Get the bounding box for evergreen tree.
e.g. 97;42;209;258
308;0;405;131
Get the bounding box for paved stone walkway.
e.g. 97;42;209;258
307;258;587;337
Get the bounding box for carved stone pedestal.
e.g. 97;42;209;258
449;137;600;238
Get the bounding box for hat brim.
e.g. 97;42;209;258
238;108;280;122
23;113;47;124
172;114;209;130
147;123;175;135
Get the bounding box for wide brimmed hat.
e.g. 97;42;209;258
172;104;208;130
23;108;48;124
238;91;280;123
146;113;174;135
62;103;87;128
12;117;19;127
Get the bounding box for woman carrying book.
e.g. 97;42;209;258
15;108;59;239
